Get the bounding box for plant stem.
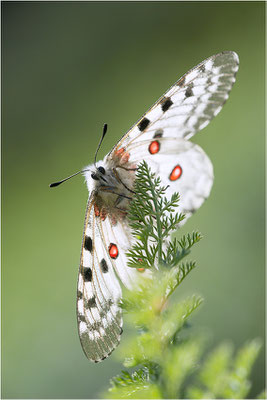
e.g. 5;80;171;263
146;168;163;265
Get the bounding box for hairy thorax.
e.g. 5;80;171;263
84;147;136;224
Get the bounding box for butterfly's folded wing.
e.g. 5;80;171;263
77;198;123;362
110;51;239;153
77;196;147;362
97;214;145;289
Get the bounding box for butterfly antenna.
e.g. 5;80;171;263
94;123;108;167
50;167;94;188
50;171;82;188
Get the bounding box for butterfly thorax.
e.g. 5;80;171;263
83;147;136;223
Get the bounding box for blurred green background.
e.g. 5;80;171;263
2;2;265;399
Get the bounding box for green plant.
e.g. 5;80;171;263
104;161;264;399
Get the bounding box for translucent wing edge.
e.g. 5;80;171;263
77;195;123;362
108;51;239;156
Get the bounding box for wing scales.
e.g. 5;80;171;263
77;51;239;362
77;198;123;362
109;51;239;155
127;138;213;217
99;215;151;288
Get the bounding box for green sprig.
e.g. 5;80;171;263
127;161;194;270
104;161;264;399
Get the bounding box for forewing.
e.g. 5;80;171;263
109;51;239;153
97;212;150;290
77;196;148;362
77;197;123;362
127;137;213;217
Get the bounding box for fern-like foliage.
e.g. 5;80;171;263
127;160;194;270
104;161;264;399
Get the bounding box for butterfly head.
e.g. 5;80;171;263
82;160;112;194
91;165;106;182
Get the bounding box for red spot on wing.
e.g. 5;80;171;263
115;147;130;164
115;148;125;156
149;140;160;154
94;204;100;217
109;243;119;259
169;165;182;181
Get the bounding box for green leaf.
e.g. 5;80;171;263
106;368;163;399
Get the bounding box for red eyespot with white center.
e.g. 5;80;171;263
109;243;119;259
169;165;182;181
148;140;160;154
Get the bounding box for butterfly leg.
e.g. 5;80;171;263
98;185;132;200
116;165;137;172
112;167;135;194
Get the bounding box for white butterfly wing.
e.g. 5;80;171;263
97;213;146;289
127;138;213;217
109;51;239;154
77;196;148;362
77;198;123;362
77;51;239;362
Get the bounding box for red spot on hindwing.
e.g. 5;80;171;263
169;165;182;181
109;243;119;259
149;140;160;154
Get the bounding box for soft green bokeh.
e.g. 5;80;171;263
2;2;265;399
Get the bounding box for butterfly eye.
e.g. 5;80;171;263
98;166;106;174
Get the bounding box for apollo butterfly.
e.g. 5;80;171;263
50;51;239;362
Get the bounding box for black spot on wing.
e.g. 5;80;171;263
84;236;93;252
100;259;109;273
87;296;97;308
83;267;92;282
199;64;205;73
185;85;193;98
78;314;86;323
161;97;173;112
153;129;163;138
138;117;150;132
107;298;113;307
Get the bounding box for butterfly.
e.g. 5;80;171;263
51;51;239;362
